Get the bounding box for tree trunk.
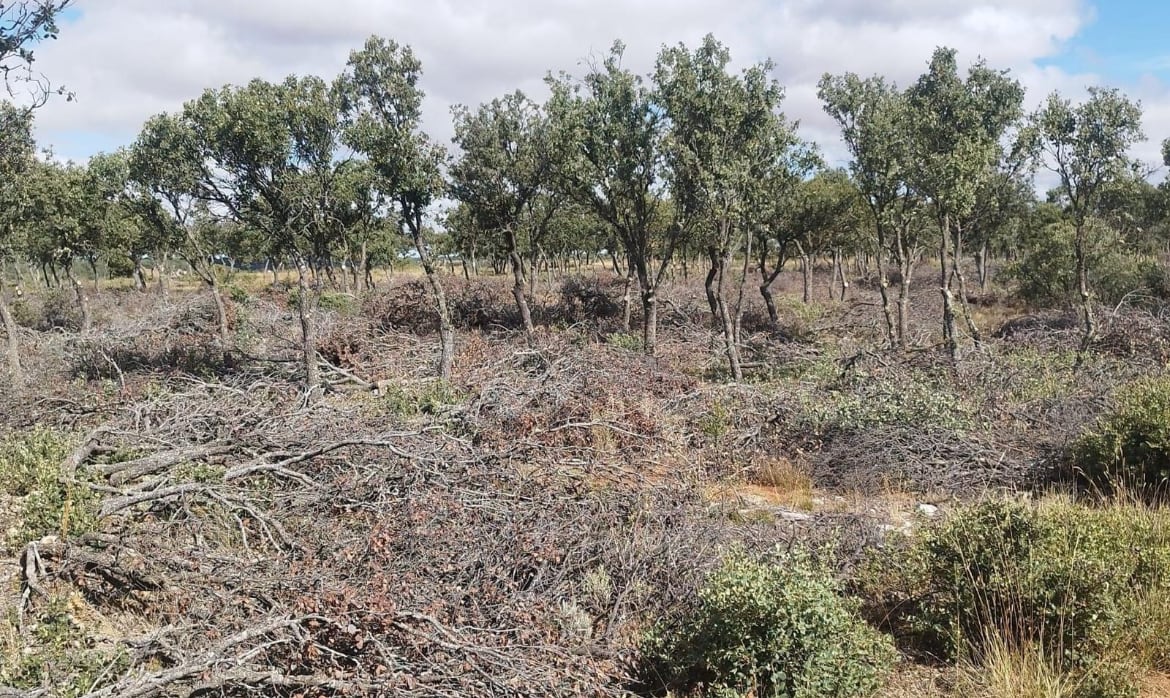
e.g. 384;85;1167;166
976;243;990;292
65;264;91;333
733;227;753;342
0;277;21;384
641;286;657;358
952;223;981;347
506;228;536;346
1075;224;1095;359
132;255;147;292
157;252;170;296
939;217;959;361
835;248;850;301
88;257;100;290
209;277;230;343
714;244;742;381
409;218;455;380
875;241;897;349
704;247;720;323
295;261;321;394
758;244;781;328
800;253;813;304
621;263;634;333
893;227;913;350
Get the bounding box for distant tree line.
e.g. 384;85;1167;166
3;4;1170;386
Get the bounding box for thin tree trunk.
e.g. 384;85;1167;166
506;228;536;346
952;223;981;347
939;216;959;361
157;252;170;296
1075;224;1095;359
976;242;990;292
835;248;850;300
409;216;455;379
209;277;230;343
295;260;320;394
798;248;813;304
64;264;91;333
758;243;783;327
132;255;147;292
733;227;753;342
621;264;634;333
88;257;100;290
704;246;720;323
875;239;897;350
0;277;21;383
714;242;742;381
641;285;658;358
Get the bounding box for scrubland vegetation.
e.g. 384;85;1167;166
4;2;1170;697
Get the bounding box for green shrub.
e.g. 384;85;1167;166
225;284;250;305
639;551;894;698
605;331;642;352
0;428;97;548
318;291;358;314
866;500;1170;697
1070;375;1170;490
379;380;465;418
1;596;129;697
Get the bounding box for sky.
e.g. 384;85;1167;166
22;0;1170;179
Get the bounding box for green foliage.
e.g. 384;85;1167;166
604;331;642;352
866;500;1170;696
225;284;249;305
0;428;96;548
1005;220;1170;309
1;596;129;697
317;291;357;314
380;380;465;418
1071;375;1170;489
1003;221;1077;306
798;371;977;435
639;551;894;698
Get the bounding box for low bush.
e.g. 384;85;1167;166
864;499;1170;697
0;428;97;549
1069;375;1170;490
639;550;894;698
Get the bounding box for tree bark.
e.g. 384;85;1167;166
295;260;320;393
408;216;455;380
0;277;21;383
939;216;959;361
875;241;897;350
209;278;230;343
641;286;657;358
1075;224;1095;359
620;263;634;333
132;256;147;292
976;242;990;292
732;227;753;342
64;264;92;333
506;228;536;346
704;246;720;323
800;252;813;304
714;245;742;381
952;222;981;347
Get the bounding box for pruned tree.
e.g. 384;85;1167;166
547;41;682;357
904;47;1024;359
819;73;922;349
0;101;33;379
1034;88;1144;356
450;90;559;345
655;34;794;379
338;35;454;379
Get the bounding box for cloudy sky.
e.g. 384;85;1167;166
25;0;1170;176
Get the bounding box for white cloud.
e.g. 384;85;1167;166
25;0;1167;179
